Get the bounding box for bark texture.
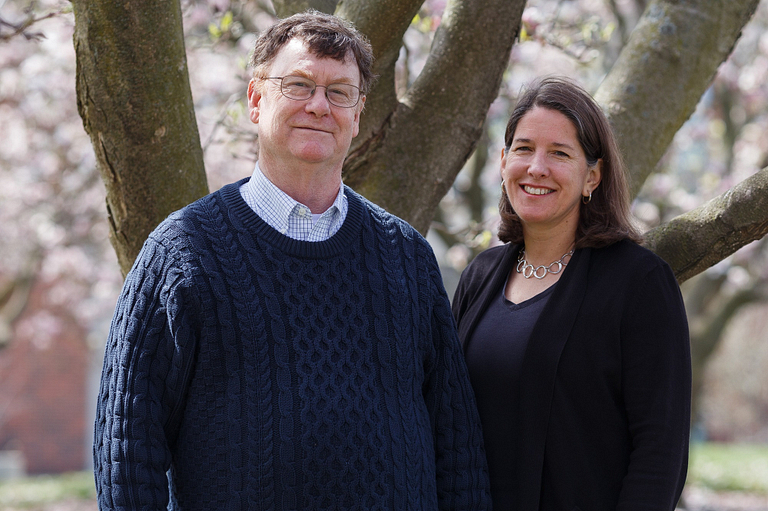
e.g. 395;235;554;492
272;0;338;18
71;0;768;284
72;0;209;276
644;167;768;284
595;0;761;197
341;0;526;233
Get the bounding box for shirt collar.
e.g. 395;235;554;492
241;163;346;238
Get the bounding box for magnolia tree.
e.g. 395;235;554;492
62;0;767;280
629;1;768;419
3;0;768;442
3;0;768;321
0;0;120;350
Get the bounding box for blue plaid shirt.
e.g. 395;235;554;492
239;164;347;242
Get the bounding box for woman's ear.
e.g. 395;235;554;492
584;158;602;196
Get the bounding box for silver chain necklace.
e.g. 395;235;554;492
516;248;574;279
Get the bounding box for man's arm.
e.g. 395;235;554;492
94;239;196;511
423;258;492;511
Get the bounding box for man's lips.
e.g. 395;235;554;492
294;125;332;134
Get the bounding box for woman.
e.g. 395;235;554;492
453;77;691;511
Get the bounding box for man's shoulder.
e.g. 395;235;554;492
346;186;423;243
156;181;242;235
137;182;243;265
175;180;242;218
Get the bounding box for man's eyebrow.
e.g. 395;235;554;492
289;69;357;85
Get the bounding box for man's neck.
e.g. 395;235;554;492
258;159;342;213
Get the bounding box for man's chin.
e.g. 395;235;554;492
289;142;339;164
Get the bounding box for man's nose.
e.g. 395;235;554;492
304;86;332;115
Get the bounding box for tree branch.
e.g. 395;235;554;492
644;167;768;284
0;7;63;42
687;281;765;417
271;0;338;18
0;257;39;349
595;0;760;197
340;0;426;152
682;272;728;319
344;0;526;233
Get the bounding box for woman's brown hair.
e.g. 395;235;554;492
498;77;642;248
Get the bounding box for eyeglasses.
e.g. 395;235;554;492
265;75;362;108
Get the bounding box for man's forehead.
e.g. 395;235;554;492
270;39;360;81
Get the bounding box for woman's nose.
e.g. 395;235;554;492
527;150;549;178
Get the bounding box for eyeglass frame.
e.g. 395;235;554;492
264;75;363;108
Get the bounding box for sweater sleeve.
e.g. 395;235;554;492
93;236;198;511
617;260;691;510
423;258;492;510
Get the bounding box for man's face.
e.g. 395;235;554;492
247;38;365;172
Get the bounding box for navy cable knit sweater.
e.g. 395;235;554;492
93;179;491;510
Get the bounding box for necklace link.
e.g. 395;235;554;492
516;248;574;280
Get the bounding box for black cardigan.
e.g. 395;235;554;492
453;240;691;511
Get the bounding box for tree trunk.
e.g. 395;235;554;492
595;0;761;197
72;0;209;276
342;0;526;234
272;0;338;18
71;0;768;285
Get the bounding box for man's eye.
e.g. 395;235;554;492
287;80;312;89
328;86;352;99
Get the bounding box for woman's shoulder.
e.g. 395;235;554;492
463;243;515;278
591;239;676;281
594;239;665;263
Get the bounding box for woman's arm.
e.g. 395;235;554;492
617;260;691;510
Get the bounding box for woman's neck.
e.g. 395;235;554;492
521;229;576;268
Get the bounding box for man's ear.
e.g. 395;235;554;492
351;95;365;138
247;79;261;125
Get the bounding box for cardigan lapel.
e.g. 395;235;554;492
514;247;592;510
459;243;520;353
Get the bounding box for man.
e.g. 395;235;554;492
93;11;491;511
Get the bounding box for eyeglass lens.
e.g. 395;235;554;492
278;76;360;108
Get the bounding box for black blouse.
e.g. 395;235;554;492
465;281;555;510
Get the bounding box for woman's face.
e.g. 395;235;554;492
501;106;601;239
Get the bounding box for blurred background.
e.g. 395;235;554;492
1;0;768;508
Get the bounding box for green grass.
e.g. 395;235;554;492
0;471;95;508
0;443;766;506
688;442;768;494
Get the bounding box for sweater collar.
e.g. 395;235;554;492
218;177;365;258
